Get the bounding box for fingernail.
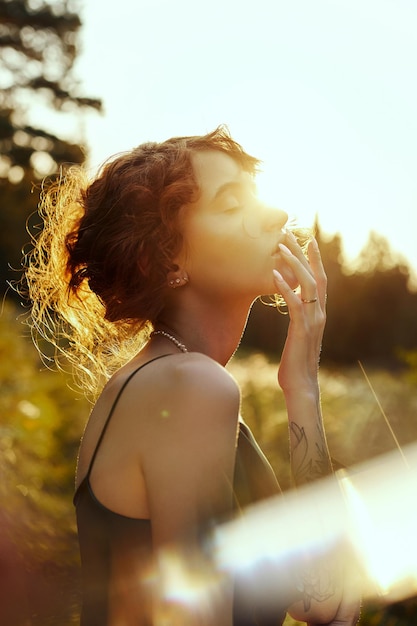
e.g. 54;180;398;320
273;269;284;281
278;244;292;255
287;230;297;242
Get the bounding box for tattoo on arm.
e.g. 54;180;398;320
295;560;337;611
290;422;332;484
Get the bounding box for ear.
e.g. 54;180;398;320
166;267;189;288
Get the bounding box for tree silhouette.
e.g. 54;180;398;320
0;0;101;295
322;230;417;365
242;224;417;366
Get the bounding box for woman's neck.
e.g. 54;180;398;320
157;298;253;366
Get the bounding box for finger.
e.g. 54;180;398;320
306;238;327;307
285;230;314;276
273;269;315;321
278;244;317;301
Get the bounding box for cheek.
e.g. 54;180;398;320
196;237;244;267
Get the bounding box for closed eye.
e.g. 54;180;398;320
223;203;241;213
214;179;259;213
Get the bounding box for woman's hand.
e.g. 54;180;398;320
273;234;327;395
274;235;331;485
308;589;361;626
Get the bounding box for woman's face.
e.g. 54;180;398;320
178;150;298;305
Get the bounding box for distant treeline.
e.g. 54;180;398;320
242;227;417;367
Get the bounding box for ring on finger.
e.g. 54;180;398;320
301;297;318;304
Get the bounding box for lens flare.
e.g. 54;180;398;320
339;451;417;600
153;441;417;618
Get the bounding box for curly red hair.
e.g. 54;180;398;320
66;126;259;325
25;126;259;397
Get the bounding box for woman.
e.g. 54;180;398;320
26;127;359;625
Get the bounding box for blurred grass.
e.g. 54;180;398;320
228;350;417;489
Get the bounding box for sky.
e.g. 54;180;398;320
57;0;417;277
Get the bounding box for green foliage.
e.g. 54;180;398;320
0;0;102;294
0;301;88;624
398;348;417;385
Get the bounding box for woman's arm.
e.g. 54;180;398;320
275;235;331;486
273;236;360;625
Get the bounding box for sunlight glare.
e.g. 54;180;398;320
154;443;417;614
257;163;358;268
339;456;417;601
153;545;226;623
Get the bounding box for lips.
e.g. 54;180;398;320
271;229;288;256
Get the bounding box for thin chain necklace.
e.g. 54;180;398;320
151;330;188;353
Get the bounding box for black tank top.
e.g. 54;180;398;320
74;356;288;625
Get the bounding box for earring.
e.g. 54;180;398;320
168;275;189;288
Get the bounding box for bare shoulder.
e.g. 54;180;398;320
124;352;241;430
168;352;240;399
132;352;239;401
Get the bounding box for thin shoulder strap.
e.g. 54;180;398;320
86;354;171;478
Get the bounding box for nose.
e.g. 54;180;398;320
262;204;288;232
243;201;288;238
244;203;288;237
